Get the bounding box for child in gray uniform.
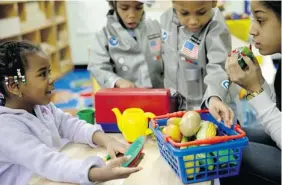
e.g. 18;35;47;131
161;1;234;125
88;0;164;88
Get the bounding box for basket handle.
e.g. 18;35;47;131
164;124;246;147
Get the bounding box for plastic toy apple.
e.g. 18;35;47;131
166;124;182;142
179;111;201;137
235;46;255;70
167;117;181;127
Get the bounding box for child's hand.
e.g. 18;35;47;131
106;138;129;159
115;79;136;88
88;156;142;182
92;132;128;158
208;96;234;128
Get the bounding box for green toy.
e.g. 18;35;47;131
122;136;145;167
212;149;237;167
235;46;256;70
77;108;95;124
104;136;145;167
197;153;215;171
188;145;215;171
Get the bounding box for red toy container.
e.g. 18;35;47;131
95;88;174;132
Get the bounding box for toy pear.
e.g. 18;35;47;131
179;111;201;137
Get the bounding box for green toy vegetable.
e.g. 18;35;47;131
235;46;256;70
180;136;200;179
196;121;217;140
212;149;237;167
197;152;215;171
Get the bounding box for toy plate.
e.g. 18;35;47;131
122;136;145;167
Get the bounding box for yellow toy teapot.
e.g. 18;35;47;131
112;108;156;143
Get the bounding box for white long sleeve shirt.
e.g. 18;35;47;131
0;103;105;185
249;82;281;149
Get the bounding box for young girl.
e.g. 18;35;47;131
222;1;281;185
161;1;234;125
0;41;141;185
88;0;164;88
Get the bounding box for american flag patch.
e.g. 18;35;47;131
181;40;198;59
154;55;161;61
150;39;161;52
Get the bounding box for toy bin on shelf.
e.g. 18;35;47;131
150;110;248;184
226;19;251;42
95;88;174;132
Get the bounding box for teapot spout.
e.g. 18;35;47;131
112;108;123;131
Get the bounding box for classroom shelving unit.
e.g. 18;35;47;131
0;0;73;80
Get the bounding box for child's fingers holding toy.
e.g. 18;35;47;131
106;139;129;159
107;156;143;179
108;156;132;167
89;156;142;182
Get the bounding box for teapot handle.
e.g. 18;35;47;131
144;112;155;136
145;128;153;135
144;112;156;119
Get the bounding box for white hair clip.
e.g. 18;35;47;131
4;77;8;86
14;76;18;84
16;69;26;84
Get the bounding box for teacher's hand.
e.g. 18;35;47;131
225;52;264;92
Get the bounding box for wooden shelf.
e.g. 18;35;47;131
57;40;68;50
21;19;53;35
0;2;15;5
0;0;73;80
1;35;21;43
0;4;17;18
55;16;65;24
53;60;73;80
0;32;21;40
55;1;66;17
22;30;40;44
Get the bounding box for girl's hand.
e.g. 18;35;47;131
106;138;128;159
92;132;128;159
115;79;135;88
208;96;234;128
89;156;142;182
225;52;264;92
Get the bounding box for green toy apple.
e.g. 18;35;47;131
235;46;255;70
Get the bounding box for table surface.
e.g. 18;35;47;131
28;134;211;185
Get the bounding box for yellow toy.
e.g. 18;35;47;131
91;76;101;93
180;136;200;179
112;108;155;143
226;19;251;42
196;121;217;140
239;88;247;100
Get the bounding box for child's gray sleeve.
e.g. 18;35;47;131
87;29;122;88
202;21;232;105
0;119;105;184
49;103;104;147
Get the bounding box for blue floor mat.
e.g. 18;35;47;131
52;69;93;110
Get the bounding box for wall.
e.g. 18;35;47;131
66;0;108;65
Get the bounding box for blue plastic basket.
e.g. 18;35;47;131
149;110;249;184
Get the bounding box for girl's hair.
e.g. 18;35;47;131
262;1;281;20
0;41;41;106
108;0;115;9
